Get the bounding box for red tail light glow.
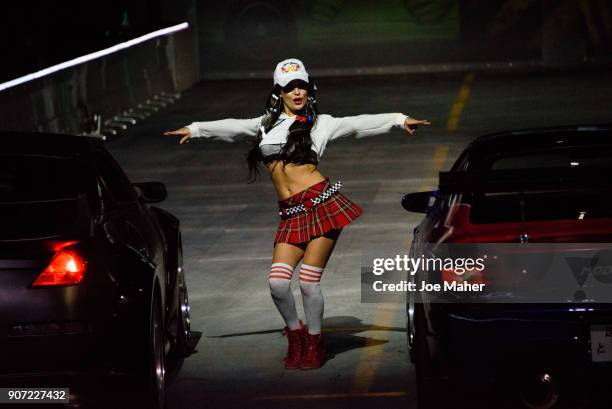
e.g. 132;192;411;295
32;249;86;287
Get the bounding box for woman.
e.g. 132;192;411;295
164;58;430;370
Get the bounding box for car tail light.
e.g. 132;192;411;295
32;248;86;287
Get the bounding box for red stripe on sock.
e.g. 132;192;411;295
299;272;322;279
301;265;323;274
300;267;322;273
299;277;321;283
271;268;293;275
300;269;322;276
271;265;294;274
268;274;291;280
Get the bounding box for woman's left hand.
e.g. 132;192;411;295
403;117;431;135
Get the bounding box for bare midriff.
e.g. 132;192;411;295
265;161;327;201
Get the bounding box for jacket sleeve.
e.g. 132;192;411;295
323;113;408;141
186;116;263;142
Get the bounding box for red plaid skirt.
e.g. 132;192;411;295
274;179;363;244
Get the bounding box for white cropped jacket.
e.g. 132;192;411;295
186;112;408;159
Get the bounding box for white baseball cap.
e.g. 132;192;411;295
273;58;309;87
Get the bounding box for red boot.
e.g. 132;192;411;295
283;320;305;369
301;332;325;370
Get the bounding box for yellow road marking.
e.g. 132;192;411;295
351;306;396;393
352;145;449;393
252;391;407;401
447;72;475;131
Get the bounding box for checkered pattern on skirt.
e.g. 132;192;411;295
275;179;363;244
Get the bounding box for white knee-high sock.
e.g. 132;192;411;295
299;264;324;335
268;263;301;330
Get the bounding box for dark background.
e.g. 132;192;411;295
2;0;612;83
1;0;164;82
1;2;612;408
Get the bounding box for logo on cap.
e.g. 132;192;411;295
281;62;301;74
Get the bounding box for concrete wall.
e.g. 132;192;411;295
0;26;198;135
196;0;612;79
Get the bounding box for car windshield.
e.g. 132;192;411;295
0;155;96;240
490;147;612;170
0;155;94;203
467;145;612;224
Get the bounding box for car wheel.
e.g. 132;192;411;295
407;292;417;363
414;302;433;409
176;272;192;356
174;248;192;358
141;286;166;409
414;302;449;409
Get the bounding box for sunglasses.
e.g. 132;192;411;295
281;79;310;93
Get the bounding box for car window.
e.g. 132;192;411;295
470;190;612;224
92;151;137;202
0;155;94;202
0;154;96;239
465;145;612;223
491;149;612;170
492;152;570;169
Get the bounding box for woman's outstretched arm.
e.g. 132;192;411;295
164;116;264;144
321;113;430;141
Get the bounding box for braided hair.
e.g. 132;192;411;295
246;82;319;183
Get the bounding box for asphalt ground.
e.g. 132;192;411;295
104;68;612;409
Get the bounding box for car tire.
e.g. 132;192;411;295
173;248;192;358
407;292;417;363
140;285;166;409
175;254;192;357
166;247;193;386
414;302;449;409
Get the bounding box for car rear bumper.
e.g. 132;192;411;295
433;304;612;371
0;255;153;379
1;296;150;380
0;329;119;377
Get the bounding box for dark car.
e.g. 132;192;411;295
402;125;612;409
0;132;193;408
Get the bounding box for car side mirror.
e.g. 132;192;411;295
401;191;434;213
134;182;167;203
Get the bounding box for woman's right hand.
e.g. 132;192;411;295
163;127;192;144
